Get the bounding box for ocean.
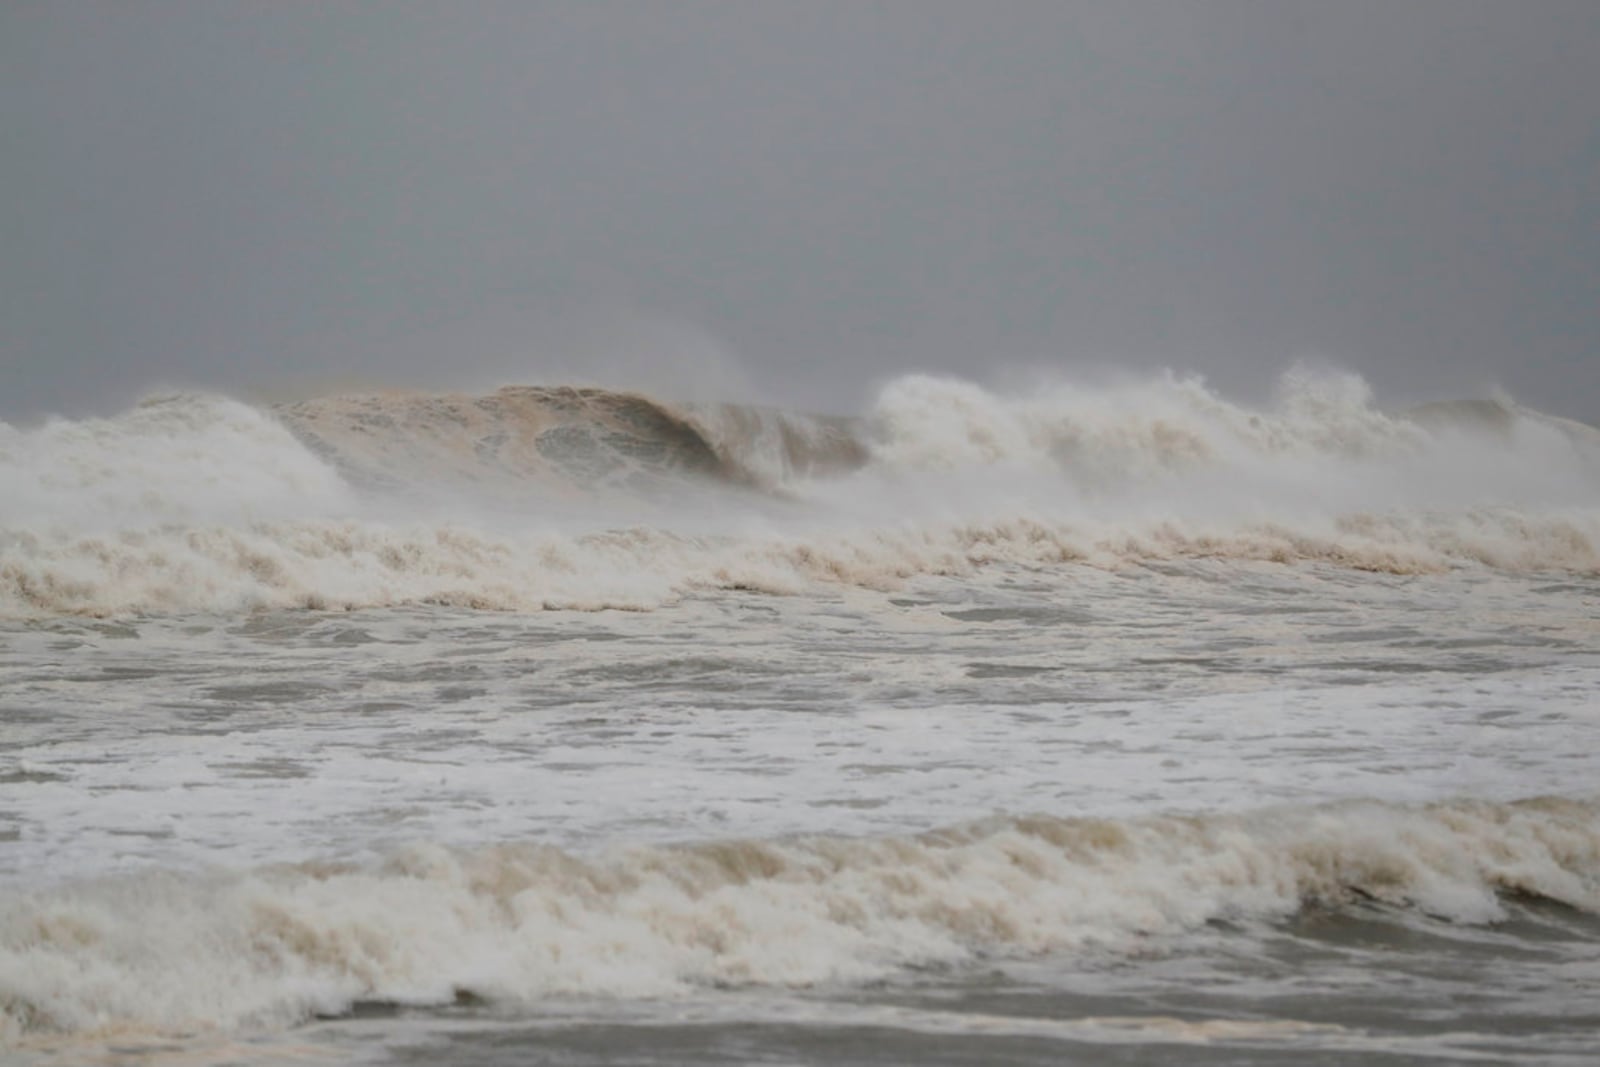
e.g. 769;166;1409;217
2;369;1598;1065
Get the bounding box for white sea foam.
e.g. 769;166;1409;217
2;797;1595;1042
1;370;1595;617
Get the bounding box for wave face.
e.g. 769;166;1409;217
3;797;1595;1040
1;369;1597;616
273;386;868;495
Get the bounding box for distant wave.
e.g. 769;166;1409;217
4;796;1596;1042
1;370;1596;617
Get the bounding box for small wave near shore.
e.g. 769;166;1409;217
3;796;1597;1043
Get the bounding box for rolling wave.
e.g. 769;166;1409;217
1;370;1596;616
274;385;867;495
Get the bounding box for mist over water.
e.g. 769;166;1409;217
7;2;1600;1060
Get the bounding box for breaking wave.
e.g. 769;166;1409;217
1;369;1597;616
3;796;1596;1042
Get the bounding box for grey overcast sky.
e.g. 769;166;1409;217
2;1;1597;420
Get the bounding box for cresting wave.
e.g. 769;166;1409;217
1;370;1597;616
3;797;1596;1042
274;385;869;494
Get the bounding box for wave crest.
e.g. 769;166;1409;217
274;385;867;495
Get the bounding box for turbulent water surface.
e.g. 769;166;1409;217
2;370;1598;1065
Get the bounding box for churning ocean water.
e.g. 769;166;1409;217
2;369;1598;1066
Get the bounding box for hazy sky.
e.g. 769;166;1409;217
3;1;1597;420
